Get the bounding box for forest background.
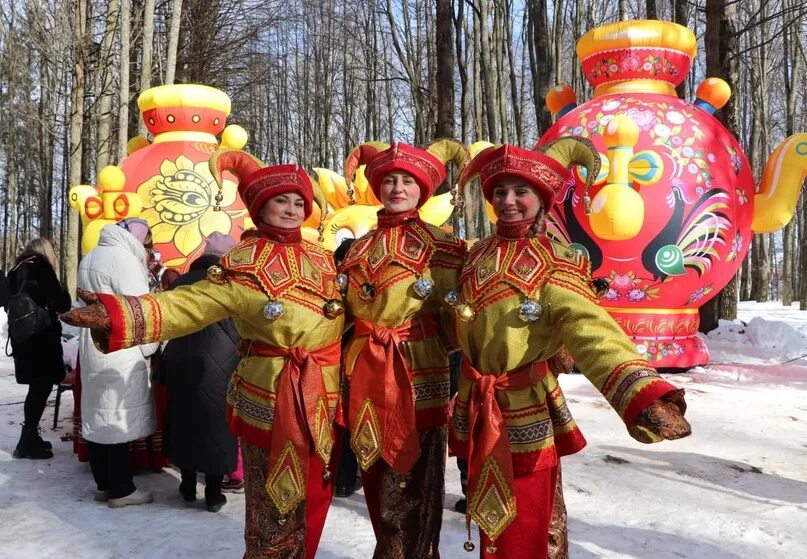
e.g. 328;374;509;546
0;0;805;328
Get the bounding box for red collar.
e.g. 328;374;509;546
376;208;420;229
495;218;536;240
257;223;302;244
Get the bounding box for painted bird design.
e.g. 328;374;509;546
640;187;731;281
547;187;604;272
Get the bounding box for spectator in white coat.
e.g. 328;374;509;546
77;218;160;507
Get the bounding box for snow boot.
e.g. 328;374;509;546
12;425;54;459
31;427;52;450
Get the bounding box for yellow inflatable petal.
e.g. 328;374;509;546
314;167;351;209
199;207;231;236
353;168;381;205
150;221;177;245
174;223;204;256
419;193;455;226
321;205;380;251
301;227;321;244
486;202;497;224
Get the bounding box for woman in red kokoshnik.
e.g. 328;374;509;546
449;140;692;558
339;140;467;558
61;150;345;559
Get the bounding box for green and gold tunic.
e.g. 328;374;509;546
340;209;465;473
450;221;680;540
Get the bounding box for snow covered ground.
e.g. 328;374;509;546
0;301;805;558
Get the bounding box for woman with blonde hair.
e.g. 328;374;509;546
7;238;71;459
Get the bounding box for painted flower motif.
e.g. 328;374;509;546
627;288;648;302
654;124;671;137
707;153;717;163
604;288;620;301
687;163;699;174
686;285;713;304
682;146;694;158
731;155;743;174
727;234;743;262
602;100;621;112
608;63;619;73
587;120;599;129
666;111;685;125
642;62;653;71
138;155;239;259
621;56;640;71
636;343;648;354
625;108;656;131
735;188;748;205
573;126;585;135
672;136;683;146
611;273;633;289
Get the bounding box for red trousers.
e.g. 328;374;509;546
480;466;559;559
242;434;338;559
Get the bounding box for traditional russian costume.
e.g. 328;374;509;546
450;143;690;558
340;141;466;558
83;153;345;559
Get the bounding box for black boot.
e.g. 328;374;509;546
179;470;197;502
31;427;52;450
205;477;226;512
13;425;54;459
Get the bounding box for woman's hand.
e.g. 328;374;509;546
59;289;112;332
632;389;692;443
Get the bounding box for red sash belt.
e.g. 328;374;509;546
463;358;549;539
239;339;340;501
350;314;439;473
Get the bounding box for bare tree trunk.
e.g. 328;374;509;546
471;7;485;139
137;0;155;135
646;0;656;19
673;0;689;98
528;0;552;135
118;0;131;159
96;0;119;171
503;0;521;144
455;0;470;143
618;0;628;20
66;0;88;295
493;2;508;143
781;0;802;306
435;0;454;138
476;0;499;141
165;0;183;85
700;0;740;332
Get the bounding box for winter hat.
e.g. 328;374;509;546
362;142;447;208
203;231;237;257
209;149;320;222
116;217;151;245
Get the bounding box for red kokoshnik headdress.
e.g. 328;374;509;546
209;148;327;225
461;137;600;211
345;140;469;208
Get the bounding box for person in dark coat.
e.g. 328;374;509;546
332;238;359;498
8;238;71;459
160;232;240;512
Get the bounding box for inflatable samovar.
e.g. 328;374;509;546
538;20;807;369
71;84;249;271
